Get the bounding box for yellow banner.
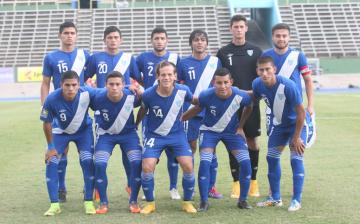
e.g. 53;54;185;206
17;66;42;82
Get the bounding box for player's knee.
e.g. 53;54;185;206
290;151;304;161
200;150;213;163
267;147;282;159
127;150;141;163
48;156;59;165
233;149;250;163
94;151;110;165
142;161;155;173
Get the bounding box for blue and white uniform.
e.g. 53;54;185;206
42;48;90;88
140;84;195;202
177;55;222;141
196;87;252;202
40;87;96;203
84;51;141;87
90;88;142;205
136;51;180;89
252;75;312;203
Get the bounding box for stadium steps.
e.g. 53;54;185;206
76;9;92;50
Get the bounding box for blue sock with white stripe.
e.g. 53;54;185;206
291;151;305;202
122;150;131;188
58;154;67;191
46;156;59;203
267;147;282;201
79;151;95;201
234;149;251;201
94;151;110;205
183;172;195;201
165;148;179;190
198;151;213;202
209;154;218;189
128;150;142;203
141;172;155;201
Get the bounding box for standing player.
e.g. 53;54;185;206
41;21;90;202
217;15;263;198
90;71;143;214
40;71;96;216
182;68;253;211
177;29;223;199
136;27;181;200
136;61;197;214
253;56;315;212
85;26;142;196
262;23;314;117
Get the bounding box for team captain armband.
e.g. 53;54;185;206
300;65;311;76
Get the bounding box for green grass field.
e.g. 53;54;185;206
0;92;359;224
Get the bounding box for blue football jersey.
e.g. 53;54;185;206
42;48;90;89
252;75;302;128
141;84;193;136
90;88;140;135
198;87;251;134
262;48;309;97
177;55;222;115
84;51;141;87
40;86;96;134
136;51;180;89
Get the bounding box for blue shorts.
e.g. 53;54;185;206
53;125;94;155
142;132;192;159
268;111;315;148
199;131;248;151
184;117;202;142
95;130;142;154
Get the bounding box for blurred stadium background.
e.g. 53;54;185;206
0;0;359;99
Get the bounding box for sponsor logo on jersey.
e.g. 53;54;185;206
247;50;253;56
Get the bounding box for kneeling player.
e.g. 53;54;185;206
253;56;315;211
182;68;253;211
90;71;143;214
40;71;96;216
136;61;197;214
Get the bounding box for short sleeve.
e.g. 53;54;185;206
42;54;52;77
40;98;53;122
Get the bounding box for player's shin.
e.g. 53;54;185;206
290;151;305;202
165;149;179;190
94;151;110;205
234;149;251;201
79;151;95;201
198;151;213;202
128;150;142;203
46;156;60;202
182;172;195;201
267;147;282;201
141;172;155;201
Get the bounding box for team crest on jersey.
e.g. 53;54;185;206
247;50;253;56
175;99;182;107
288;59;294;66
125;105;132;112
277;93;285;100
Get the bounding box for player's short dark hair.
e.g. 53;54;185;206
106;71;124;83
103;26;122;40
272;23;290;34
155;60;176;76
189;29;208;46
59;21;77;33
230;14;247;27
61;70;79;83
257;56;275;66
214;67;232;79
151;27;168;39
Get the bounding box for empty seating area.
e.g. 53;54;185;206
281;3;360;57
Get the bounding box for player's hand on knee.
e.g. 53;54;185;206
290;138;305;155
45;149;58;164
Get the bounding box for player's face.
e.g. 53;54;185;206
105;31;122;51
230;21;248;40
152;33;168;52
213;74;233;98
106;77;124;98
157;65;177;89
59;27;77;46
191;34;208;54
61;78;79;100
272;29;290;50
257;62;277;87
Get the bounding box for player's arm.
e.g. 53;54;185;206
43;122;58;164
135;106;147;129
303;74;314;115
40;76;51;105
181;105;202;121
236;103;253;138
291;104;306;155
191;97;199;105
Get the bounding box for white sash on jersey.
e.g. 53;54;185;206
278;51;299;79
154;90;186;136
113;53;132;75
71;49;86;75
53;91;90;134
168;53;178;65
97;95;135;135
272;84;286;126
200;95;242;133
188;56;218;110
